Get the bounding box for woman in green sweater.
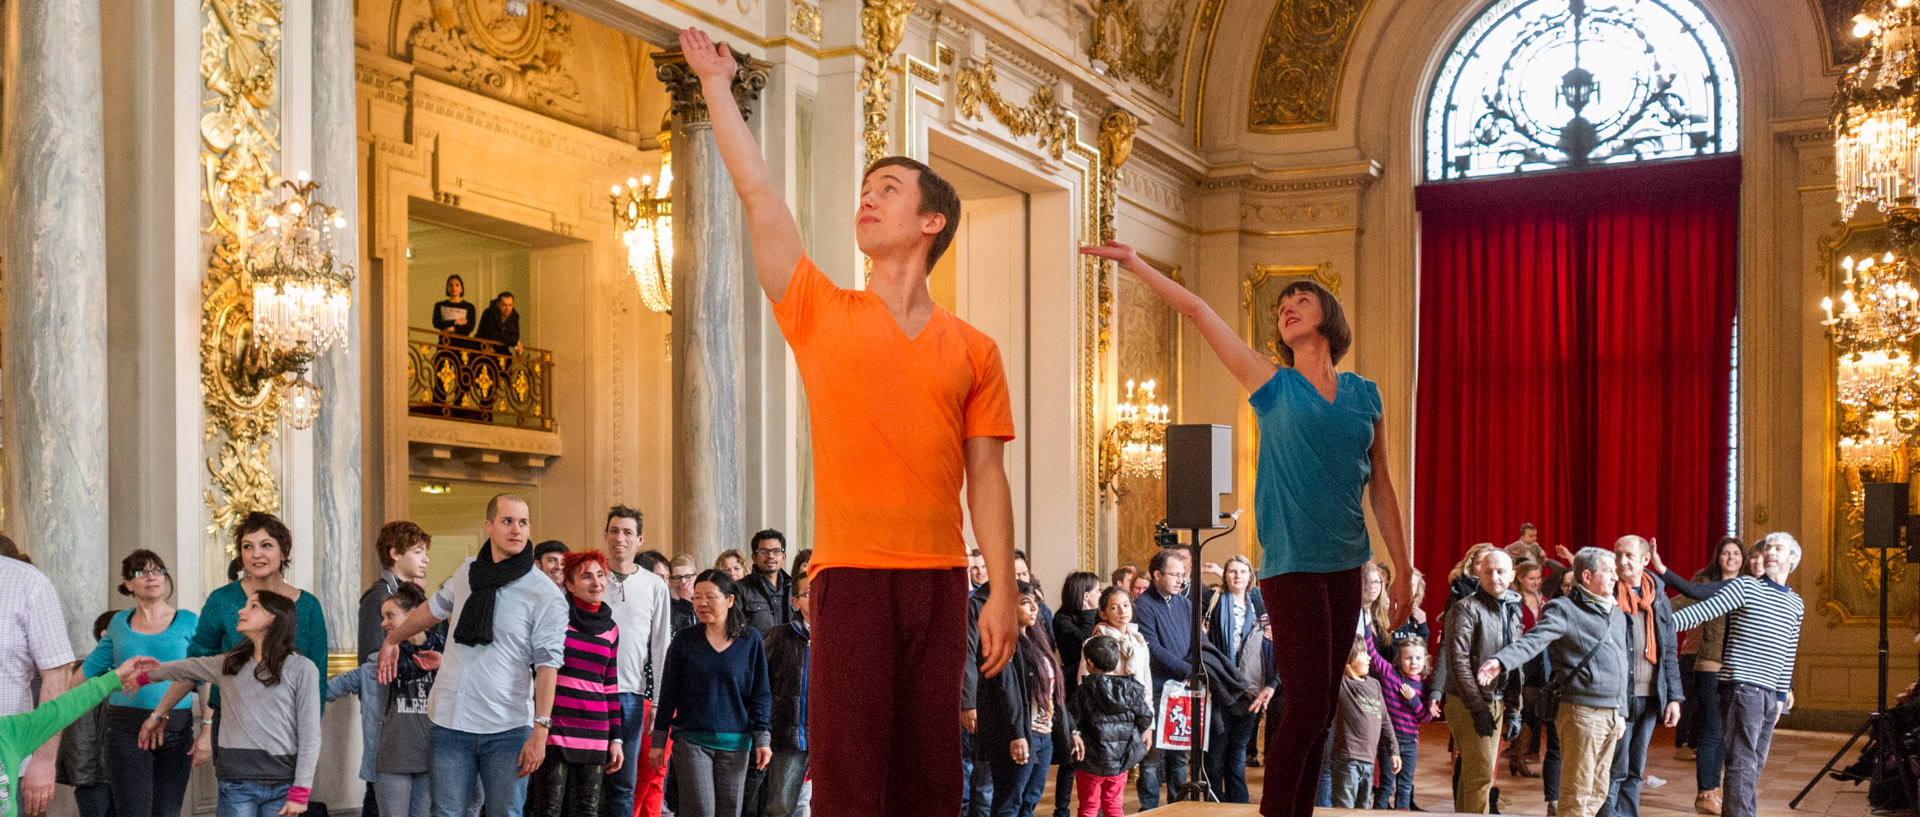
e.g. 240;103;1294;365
0;657;158;817
188;510;330;771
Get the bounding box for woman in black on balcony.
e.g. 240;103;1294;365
432;274;478;338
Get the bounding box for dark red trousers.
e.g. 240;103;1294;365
1260;567;1363;817
809;567;967;816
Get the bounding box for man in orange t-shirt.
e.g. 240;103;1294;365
679;28;1023;815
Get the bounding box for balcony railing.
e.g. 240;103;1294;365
407;327;554;431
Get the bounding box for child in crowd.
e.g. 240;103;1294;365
1376;636;1434;810
140;591;321;817
328;583;442;817
763;572;812;817
1;656;159;817
1331;637;1400;808
1069;636;1154;817
529;551;624;817
1082;586;1151;693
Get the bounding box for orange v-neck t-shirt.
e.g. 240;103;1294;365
771;256;1017;574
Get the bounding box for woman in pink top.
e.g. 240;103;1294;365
527;551;622;817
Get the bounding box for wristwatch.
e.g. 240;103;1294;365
534;716;553;729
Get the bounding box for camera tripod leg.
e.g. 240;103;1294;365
1789;714;1874;810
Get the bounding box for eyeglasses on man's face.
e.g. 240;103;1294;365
754;547;785;556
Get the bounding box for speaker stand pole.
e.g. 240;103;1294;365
1177;527;1218;804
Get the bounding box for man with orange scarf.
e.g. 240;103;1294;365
1597;536;1684;817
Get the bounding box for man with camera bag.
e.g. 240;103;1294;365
1478;548;1632;817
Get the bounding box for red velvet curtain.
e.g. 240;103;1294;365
1413;157;1739;618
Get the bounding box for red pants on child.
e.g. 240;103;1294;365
1074;770;1127;816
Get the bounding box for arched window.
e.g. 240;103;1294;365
1424;0;1738;181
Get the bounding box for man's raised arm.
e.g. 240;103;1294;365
678;27;805;301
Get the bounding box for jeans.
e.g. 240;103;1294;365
604;694;649;817
1135;748;1188;809
1543;716;1563;803
1315;739;1332;808
675;743;751;817
1330;759;1375;808
215;781;290;817
1260;569;1363;817
376;772;432;817
430;724;532;817
102;706;192;817
74;783;112;817
964;728;994;817
1206;700;1260;803
1374;732;1419;809
1675;655;1698;748
764;749;808;817
1720;683;1777;817
1693;671;1725;791
986;731;1052;817
1600;695;1659;817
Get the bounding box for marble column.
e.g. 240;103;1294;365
1;0;111;648
311;0;361;656
654;52;769;566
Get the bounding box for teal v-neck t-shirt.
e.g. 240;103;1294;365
1248;367;1382;579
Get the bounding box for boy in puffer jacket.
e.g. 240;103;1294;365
1069;636;1155;817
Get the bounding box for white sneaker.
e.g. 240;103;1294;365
1647;775;1668;789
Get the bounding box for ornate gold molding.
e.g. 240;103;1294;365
408;0;583;119
792;1;824;43
1088;0;1186;95
200;0;285;549
955;58;1071;161
652;49;773;125
1246;0;1370;132
1093;108;1138;357
860;0;914;164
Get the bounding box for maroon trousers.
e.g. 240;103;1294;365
1259;567;1364;817
809;567;968;816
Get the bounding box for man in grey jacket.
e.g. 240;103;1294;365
1600;536;1685;817
1479;548;1631;817
1444;549;1524;814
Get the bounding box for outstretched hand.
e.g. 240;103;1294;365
678;28;737;83
1079;240;1143;269
116;657;160;695
1648;539;1668;576
1475;659;1503;688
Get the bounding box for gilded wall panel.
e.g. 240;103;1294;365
1814;220;1919;627
1114;265;1181;573
1246;0;1369;131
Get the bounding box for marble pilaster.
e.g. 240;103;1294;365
310;0;361;653
2;0;111;647
655;52;769;566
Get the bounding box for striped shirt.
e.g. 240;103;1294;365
1365;629;1432;735
1670;576;1801;694
548;622;622;764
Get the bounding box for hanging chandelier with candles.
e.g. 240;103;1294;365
238;172;355;430
1099;379;1171;496
1835;0;1920;221
614;132;673;313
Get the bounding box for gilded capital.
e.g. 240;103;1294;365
1100;108;1138;172
653;49;772;125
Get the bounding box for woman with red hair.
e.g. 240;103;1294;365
526;550;624;817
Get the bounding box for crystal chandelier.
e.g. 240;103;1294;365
1096;377;1171;498
614;133;673;313
250;172;354;356
1834;0;1920;220
239;172;355;431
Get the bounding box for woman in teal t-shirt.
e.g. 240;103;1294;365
1082;239;1412;817
187;510;330;770
82;550;201;817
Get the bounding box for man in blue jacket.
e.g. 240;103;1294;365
1134;549;1194;809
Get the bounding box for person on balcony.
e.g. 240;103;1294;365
433;275;478;340
478;292;524;357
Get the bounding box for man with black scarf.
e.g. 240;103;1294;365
738;530;793;634
378;493;569;817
